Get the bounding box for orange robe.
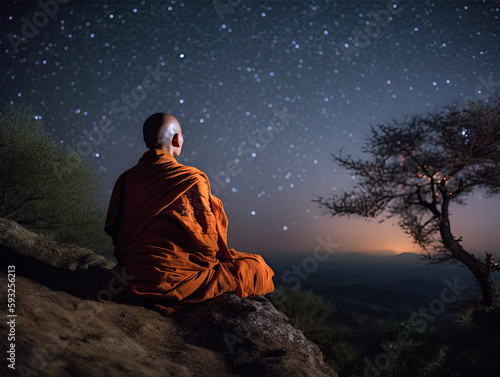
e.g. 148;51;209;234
103;149;274;314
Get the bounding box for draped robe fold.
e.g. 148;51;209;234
103;149;274;314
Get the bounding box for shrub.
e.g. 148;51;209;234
0;104;112;257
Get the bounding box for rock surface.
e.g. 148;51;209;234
0;218;337;377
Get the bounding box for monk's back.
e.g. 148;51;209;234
103;115;274;314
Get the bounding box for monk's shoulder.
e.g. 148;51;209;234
177;163;208;183
176;165;209;195
191;170;210;190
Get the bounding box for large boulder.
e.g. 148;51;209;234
0;218;337;377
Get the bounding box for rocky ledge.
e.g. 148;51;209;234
0;218;337;377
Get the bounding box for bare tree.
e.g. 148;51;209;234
315;98;500;307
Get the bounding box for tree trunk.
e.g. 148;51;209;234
474;272;497;307
439;210;497;308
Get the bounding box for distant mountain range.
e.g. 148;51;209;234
265;252;500;314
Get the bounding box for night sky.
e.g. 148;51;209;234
1;0;499;257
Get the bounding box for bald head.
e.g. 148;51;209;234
143;113;184;156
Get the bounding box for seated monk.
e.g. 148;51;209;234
102;113;275;314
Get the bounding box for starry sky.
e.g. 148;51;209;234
1;0;499;257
